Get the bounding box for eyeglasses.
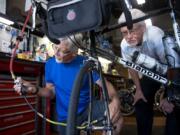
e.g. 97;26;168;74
121;26;142;38
52;44;72;55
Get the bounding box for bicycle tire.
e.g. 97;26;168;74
66;60;96;135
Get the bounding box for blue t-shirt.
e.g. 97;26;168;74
45;55;99;121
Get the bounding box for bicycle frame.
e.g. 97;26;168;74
117;58;168;84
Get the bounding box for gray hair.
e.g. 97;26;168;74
118;9;146;25
59;33;83;53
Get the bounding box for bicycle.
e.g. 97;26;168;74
11;1;180;135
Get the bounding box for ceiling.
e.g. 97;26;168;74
4;0;172;24
1;0;178;32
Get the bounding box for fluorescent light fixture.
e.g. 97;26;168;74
0;16;14;25
145;19;152;26
137;0;145;5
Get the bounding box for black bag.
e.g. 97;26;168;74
47;0;111;38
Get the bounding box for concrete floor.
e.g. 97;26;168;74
121;116;165;135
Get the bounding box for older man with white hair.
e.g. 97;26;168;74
118;9;180;135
